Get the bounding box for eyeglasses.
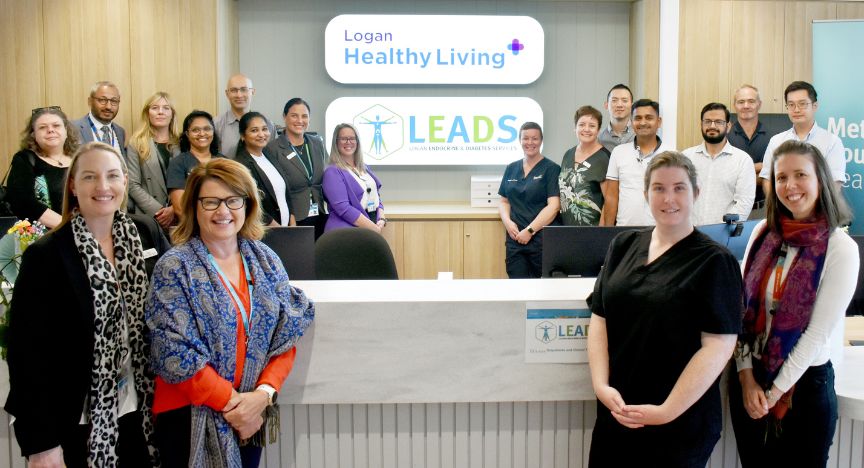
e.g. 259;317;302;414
93;97;121;106
32;106;61;115
228;87;251;94
189;126;214;135
785;101;812;111
198;196;246;211
702;119;727;128
338;137;357;142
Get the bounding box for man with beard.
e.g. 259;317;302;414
683;103;755;225
598;84;635;152
602;99;672;226
74;81;126;154
214;73;274;158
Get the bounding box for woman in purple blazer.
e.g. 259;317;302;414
322;123;386;232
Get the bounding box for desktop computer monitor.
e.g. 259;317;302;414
541;226;647;278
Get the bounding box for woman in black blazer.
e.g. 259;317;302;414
5;142;170;468
234;112;295;226
265;97;328;238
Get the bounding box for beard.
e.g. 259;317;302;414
702;129;726;144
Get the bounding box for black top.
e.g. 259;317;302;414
6;150;67;222
155;142;172;178
165;152;225;191
559;146;611;226
266;133;327;222
589;229;742;439
234;145;294;226
728;120;770;203
498;156;560;236
5;214;169;456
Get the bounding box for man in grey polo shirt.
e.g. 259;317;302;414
214;73;274;158
598;84;635;152
603;99;671;226
759;81;846;193
683;103;755;226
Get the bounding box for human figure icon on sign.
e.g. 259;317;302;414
360;114;396;155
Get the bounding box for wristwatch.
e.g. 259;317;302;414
256;384;278;406
764;388;778;404
526;225;535;234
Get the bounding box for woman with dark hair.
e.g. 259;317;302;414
266;98;328;238
6;106;80;228
731;140;858;467
497;121;561;278
166;110;223;217
6;142;169;467
126;91;181;228
559;106;610;226
147;159;313;467
234;111;295;226
322;123;385;233
587;151;741;467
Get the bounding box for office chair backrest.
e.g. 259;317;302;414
315;228;398;280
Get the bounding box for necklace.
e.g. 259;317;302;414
39;152;67;167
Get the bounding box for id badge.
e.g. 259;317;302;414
286;151;297;160
366;200;376;211
309;202;319;217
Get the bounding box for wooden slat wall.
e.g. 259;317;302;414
676;0;864;150
629;0;660;102
0;0;232;173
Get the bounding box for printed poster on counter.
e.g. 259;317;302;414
525;302;590;363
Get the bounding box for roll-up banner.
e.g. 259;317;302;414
813;20;864;234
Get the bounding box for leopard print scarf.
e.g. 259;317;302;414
71;210;158;466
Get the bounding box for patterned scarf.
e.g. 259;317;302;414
739;215;830;419
71;210;158;466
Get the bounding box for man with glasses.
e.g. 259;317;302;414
214;73;274;158
759;81;846;193
683;103;755;225
598;84;636;152
73;81;126;154
728;84;771;218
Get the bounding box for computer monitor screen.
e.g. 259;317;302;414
261;226;316;280
541;226;647;278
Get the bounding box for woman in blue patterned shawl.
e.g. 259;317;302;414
146;158;314;467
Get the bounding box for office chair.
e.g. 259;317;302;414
315;228;398;280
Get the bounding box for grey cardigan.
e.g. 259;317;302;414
126;139;179;215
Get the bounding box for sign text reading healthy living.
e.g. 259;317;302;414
325;15;544;84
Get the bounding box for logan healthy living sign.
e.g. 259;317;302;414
324;97;544;165
325;15;545;84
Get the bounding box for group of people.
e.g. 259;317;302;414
2;77;320;467
498;80;846;280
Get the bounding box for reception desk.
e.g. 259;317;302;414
1;279;861;467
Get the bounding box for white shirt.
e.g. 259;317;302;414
250;153;291;225
348;168;381;213
605;138;672;226
736;221;859;392
683;141;755;226
758;122;846;182
88;113;121;153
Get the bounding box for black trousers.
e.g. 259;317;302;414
61;411;151;468
155;406;263;468
298;213;327;240
505;236;543;279
729;362;838;467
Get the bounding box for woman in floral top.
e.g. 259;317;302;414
559;106;611;226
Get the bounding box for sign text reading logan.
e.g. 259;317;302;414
344;29;393;44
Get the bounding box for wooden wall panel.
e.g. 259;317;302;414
0;0;44;172
629;0;660;101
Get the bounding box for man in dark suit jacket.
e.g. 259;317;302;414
73;81;127;154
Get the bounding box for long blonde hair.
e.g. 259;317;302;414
128;91;180;161
328;123;367;174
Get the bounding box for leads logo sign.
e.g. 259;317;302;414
325;15;545;84
325;97;544;165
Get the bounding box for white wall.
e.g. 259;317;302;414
238;0;631;203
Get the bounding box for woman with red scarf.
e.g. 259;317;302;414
731;140;858;467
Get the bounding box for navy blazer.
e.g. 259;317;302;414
4;214;169;457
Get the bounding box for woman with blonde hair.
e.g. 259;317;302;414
6;142;169;467
321;123;385;232
126;91;181;228
147;158;313;467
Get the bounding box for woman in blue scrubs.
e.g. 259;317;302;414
497;122;561;278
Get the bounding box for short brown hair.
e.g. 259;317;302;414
766;140;851;232
172;158;265;244
644;151;699;194
573;106;603;129
58;142;129;229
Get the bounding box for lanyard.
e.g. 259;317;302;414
290;141;313;182
87;117;114;147
208;253;254;334
769;243;790;315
